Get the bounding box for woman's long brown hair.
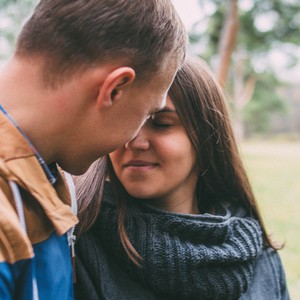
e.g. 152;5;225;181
75;56;281;264
73;158;107;236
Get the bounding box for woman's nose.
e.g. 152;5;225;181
125;129;150;151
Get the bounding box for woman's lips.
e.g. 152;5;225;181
124;160;159;170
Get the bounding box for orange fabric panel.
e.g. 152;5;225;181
0;188;33;264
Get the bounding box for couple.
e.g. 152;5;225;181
0;0;289;299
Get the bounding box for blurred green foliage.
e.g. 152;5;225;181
244;72;287;134
192;0;300;56
190;0;300;137
0;0;37;59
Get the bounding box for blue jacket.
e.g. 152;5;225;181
0;112;78;299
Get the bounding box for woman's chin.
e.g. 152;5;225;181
127;189;158;201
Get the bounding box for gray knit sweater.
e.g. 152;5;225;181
75;183;290;300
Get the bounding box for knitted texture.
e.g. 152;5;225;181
92;183;263;300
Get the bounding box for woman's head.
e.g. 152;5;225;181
109;56;252;213
109;95;199;214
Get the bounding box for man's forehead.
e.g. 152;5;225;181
153;92;167;112
151;56;178;86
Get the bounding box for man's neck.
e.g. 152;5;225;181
0;56;57;164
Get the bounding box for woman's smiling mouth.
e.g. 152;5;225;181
124;160;159;171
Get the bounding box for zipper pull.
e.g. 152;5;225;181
69;232;77;283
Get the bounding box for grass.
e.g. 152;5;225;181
240;141;300;300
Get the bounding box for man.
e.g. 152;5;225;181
0;0;187;299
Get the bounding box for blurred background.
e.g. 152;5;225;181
1;0;299;298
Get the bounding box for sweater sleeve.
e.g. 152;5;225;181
275;250;290;300
240;247;290;300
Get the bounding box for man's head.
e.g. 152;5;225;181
10;0;187;174
16;0;187;87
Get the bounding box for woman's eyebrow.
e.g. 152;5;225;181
153;107;177;114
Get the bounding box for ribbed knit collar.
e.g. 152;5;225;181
93;183;263;300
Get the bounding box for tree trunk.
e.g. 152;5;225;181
233;51;256;140
216;0;239;89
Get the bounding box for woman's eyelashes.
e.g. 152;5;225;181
150;117;173;129
149;112;179;130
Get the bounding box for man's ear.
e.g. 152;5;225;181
97;67;136;109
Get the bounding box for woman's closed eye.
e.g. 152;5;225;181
149;109;179;130
152;119;172;128
150;116;173;129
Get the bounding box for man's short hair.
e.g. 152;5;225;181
16;0;187;87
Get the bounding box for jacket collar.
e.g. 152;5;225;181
0;112;78;235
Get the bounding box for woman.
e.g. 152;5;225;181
74;57;289;300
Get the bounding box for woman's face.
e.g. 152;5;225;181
109;96;199;214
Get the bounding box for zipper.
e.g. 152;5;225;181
64;172;78;283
